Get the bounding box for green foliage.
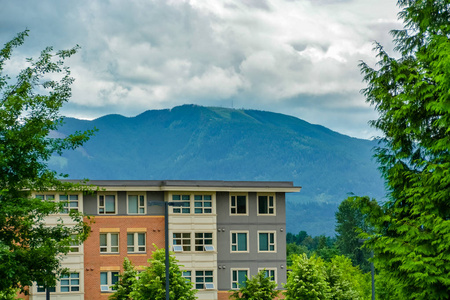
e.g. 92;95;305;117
326;255;370;300
130;247;197;300
286;230;338;262
358;0;450;298
229;269;279;300
0;287;18;300
109;258;138;300
335;196;372;272
284;254;330;300
0;31;94;293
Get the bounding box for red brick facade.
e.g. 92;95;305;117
83;215;165;299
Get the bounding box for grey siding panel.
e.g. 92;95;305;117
147;191;164;215
118;191;127;214
83;192;97;215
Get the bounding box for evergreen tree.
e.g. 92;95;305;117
358;0;450;298
130;247;197;300
229;269;279;300
0;31;93;293
109;258;137;300
284;254;330;300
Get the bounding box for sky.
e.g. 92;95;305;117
0;0;402;139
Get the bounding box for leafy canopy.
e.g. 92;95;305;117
229;269;279;300
0;31;94;293
109;257;137;300
358;0;450;298
130;247;197;300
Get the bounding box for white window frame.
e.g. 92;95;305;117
173;232;191;251
194;194;213;214
127;193;146;214
36;284;55;293
194;270;214;290
127;232;146;253
35;193;81;214
194;232;213;251
182;270;192;282
258;231;277;253
171;194;191;214
60;272;80;292
231;268;249;290
230;231;249;253
258;268;277;283
230;193;248;215
100;233;119;253
98;193;117;215
69;234;80;253
100;271;119;292
257;193;276;216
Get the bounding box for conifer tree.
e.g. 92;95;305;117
109;258;138;300
358;1;450;298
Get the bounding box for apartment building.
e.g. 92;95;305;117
27;180;300;300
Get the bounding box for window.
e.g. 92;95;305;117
128;194;146;214
37;285;55;293
258;232;276;252
259;268;276;282
35;194;55;201
127;232;146;253
194;233;213;251
60;195;79;213
195;270;214;289
173;233;191;251
100;233;119;253
194;195;212;214
98;194;116;214
230;194;247;215
69;234;80;253
100;271;119;292
61;273;80;292
231;232;248;252
258;194;275;215
172;194;190;214
231;269;248;289
182;270;192;282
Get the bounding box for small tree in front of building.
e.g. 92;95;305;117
109;257;138;300
130;247;197;300
229;269;279;300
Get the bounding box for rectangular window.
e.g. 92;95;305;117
230;194;247;215
69;234;80;253
231;269;248;289
60;273;80;292
194;233;213;251
258;194;275;215
173;233;191;251
194;195;212;214
259;268;276;282
60;195;79;214
258;232;276;252
100;233;119;253
127;233;146;253
195;270;214;289
231;232;248;252
100;271;119;292
98;194;116;214
35;194;55;201
128;194;146;214
172;194;191;214
182;271;192;282
37;285;55;293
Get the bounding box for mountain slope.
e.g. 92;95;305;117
52;104;385;235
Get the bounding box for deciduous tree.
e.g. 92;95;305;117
130;247;197;300
358;0;450;298
109;258;138;300
229;269;279;300
0;31;94;293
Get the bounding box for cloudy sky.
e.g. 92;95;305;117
1;0;401;138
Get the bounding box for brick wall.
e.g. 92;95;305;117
84;215;164;299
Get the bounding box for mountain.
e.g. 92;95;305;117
51;104;385;236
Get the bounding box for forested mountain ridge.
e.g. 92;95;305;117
52;104;385;236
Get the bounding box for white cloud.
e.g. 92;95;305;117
0;0;401;138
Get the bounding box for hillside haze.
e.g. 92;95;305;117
52;104;385;236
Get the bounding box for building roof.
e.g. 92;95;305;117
62;180;301;193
